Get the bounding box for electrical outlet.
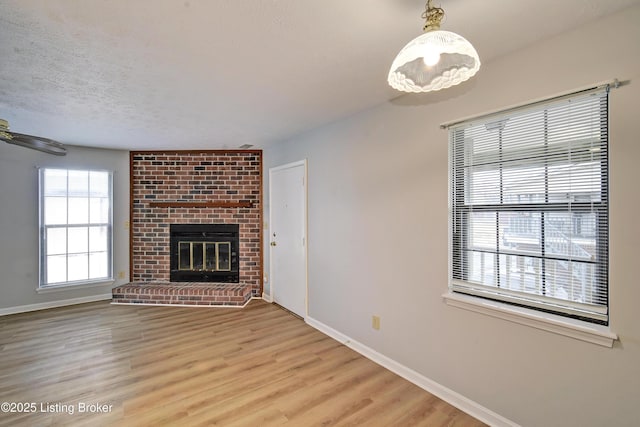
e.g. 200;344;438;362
372;315;380;330
117;271;126;279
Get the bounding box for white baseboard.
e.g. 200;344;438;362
262;292;273;302
0;294;113;316
305;316;519;427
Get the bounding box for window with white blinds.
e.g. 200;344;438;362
449;87;609;324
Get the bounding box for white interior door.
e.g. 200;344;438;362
269;160;307;318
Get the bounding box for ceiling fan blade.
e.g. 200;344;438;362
2;132;67;156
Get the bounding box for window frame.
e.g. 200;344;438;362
38;168;114;289
448;86;610;328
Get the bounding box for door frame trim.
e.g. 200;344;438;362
268;159;308;318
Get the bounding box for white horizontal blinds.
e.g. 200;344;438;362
450;87;609;323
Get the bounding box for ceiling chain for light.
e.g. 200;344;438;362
422;0;444;32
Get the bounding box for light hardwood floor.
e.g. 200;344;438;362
0;300;485;426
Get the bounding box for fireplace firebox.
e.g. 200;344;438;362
170;224;239;282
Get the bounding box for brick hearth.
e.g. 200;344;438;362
115;150;263;307
112;282;253;307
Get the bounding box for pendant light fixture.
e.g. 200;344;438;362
388;0;480;93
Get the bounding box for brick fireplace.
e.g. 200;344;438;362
113;150;262;307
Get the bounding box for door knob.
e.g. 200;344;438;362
270;241;277;246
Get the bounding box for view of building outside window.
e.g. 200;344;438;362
451;90;608;320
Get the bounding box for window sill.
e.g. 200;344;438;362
36;280;116;294
442;292;617;347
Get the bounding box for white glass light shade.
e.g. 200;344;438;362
388;30;480;93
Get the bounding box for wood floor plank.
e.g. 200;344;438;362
0;300;485;426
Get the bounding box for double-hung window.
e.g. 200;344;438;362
39;169;113;288
449;87;609;325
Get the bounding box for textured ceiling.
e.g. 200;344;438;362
0;0;638;150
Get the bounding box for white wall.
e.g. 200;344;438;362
264;5;640;426
0;143;129;310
